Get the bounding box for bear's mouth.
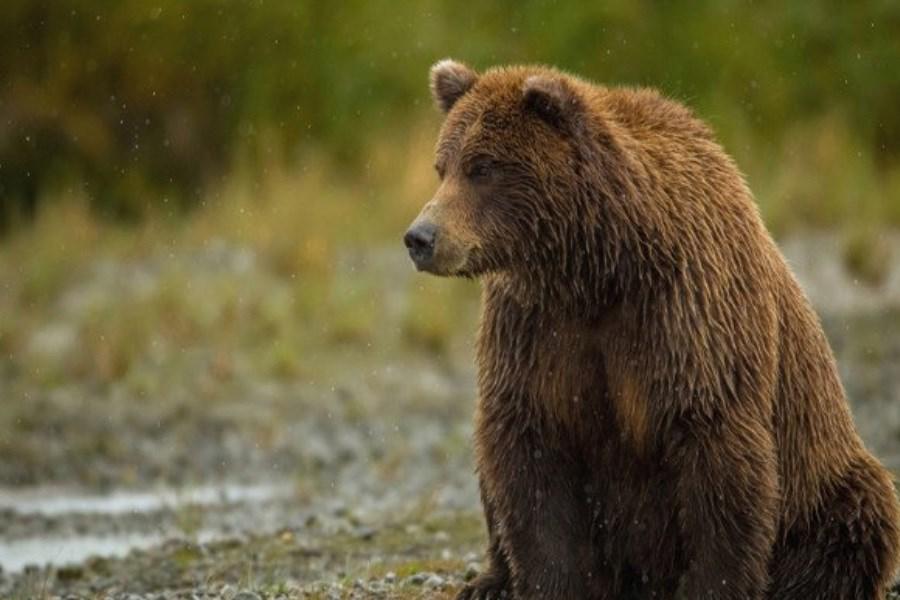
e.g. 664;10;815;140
404;222;478;277
414;252;472;277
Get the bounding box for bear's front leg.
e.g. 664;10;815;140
669;409;779;600
456;477;512;600
476;424;611;600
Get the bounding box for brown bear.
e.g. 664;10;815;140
403;60;900;599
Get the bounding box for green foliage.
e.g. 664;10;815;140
843;226;892;286
1;1;899;226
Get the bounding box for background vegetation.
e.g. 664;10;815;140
1;1;899;384
2;1;900;227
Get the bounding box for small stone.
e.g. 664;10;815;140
425;574;445;588
278;528;295;543
232;592;262;600
464;562;481;581
56;564;84;581
384;571;397;583
407;572;429;585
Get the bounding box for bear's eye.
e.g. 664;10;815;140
466;160;493;182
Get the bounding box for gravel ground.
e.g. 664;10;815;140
0;352;484;598
1;234;899;599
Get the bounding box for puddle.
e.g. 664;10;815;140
0;482;292;573
0;533;164;573
0;482;289;516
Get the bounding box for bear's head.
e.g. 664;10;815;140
404;60;623;300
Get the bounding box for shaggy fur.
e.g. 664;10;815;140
404;60;900;599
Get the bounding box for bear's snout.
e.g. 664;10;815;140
404;221;437;270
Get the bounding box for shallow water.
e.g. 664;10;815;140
0;532;165;573
0;482;291;573
0;481;288;517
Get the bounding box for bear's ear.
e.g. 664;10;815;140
522;75;584;132
430;59;478;113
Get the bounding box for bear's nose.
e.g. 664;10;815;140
404;222;437;267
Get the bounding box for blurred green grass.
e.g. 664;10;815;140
1;2;899;388
2;1;899;221
0;131;480;389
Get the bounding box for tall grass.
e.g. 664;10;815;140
0;124;480;389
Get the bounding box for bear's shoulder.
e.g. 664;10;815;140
596;86;715;141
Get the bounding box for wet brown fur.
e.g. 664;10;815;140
410;60;900;599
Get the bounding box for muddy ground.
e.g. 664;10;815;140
1;234;900;599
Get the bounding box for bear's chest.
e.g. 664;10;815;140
476;303;611;435
476;295;651;451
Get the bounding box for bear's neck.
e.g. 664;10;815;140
481;268;622;320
